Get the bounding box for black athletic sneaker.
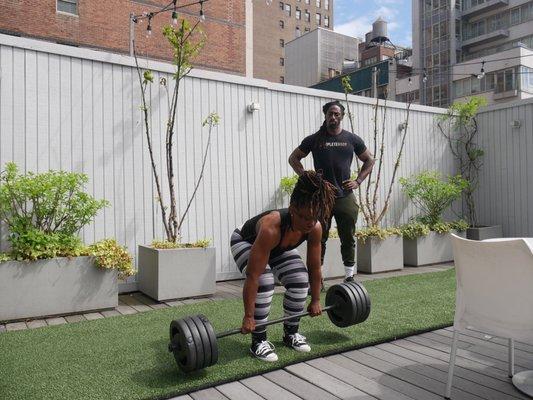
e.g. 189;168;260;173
250;340;278;362
283;332;311;353
344;276;355;283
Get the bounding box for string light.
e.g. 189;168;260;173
408;76;412;85
171;0;178;25
199;1;206;21
422;69;428;83
131;0;210;33
477;60;486;80
146;14;153;37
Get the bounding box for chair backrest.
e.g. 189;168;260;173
451;234;533;343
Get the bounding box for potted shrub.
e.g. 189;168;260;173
341;78;412;273
134;20;218;301
0;163;133;321
399;171;469;266
437;97;502;240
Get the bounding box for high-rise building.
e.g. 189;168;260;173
0;0;246;76
284;28;360;87
253;0;334;83
412;0;533;107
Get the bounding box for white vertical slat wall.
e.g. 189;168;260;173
0;34;453;283
473;99;533;237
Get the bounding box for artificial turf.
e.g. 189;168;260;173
0;269;456;400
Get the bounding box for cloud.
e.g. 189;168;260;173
334;16;373;39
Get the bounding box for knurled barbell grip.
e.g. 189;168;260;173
215;304;336;339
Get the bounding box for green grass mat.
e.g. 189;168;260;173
0;269;456;400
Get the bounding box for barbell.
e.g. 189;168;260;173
168;280;371;373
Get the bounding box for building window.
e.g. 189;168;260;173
280;39;285;47
305;10;310;22
296;26;301;36
280;57;285;66
324;15;329;27
325;0;330;10
316;0;321;7
279;2;284;10
280;76;285;83
296;8;301;19
316;13;321;25
279;20;284;29
304;27;310;32
285;3;291;16
305;0;310;4
57;0;78;15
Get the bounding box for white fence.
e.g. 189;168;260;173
0;34;458;284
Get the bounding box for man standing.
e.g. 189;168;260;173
289;100;375;282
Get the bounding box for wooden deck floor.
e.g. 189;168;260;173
174;327;532;400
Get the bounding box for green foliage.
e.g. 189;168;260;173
87;239;134;279
9;228;85;261
400;171;468;226
163;20;206;80
202;112;220;127
449;219;469;232
341;76;353;93
0;253;11;262
431;221;451;234
328;229;339;238
279;175;298;197
0;162;109;236
400;222;431;240
355;226;401;243
143;70;154;84
152;238;211;249
439;96;488;129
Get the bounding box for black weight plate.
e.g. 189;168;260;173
170;319;197;373
341;282;363;325
326;283;358;327
198;314;218;367
191;315;212;369
183;316;205;372
347;281;371;323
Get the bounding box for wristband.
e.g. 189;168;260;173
355;178;362;185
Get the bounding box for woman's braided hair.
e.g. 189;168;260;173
289;171;337;225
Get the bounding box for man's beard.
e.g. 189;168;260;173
327;121;339;129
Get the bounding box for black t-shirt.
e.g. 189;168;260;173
299;129;366;198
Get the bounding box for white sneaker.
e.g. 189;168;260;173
283;332;311;353
250;340;279;362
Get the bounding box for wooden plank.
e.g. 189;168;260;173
285;362;377;399
362;344;524;400
131;292;168;309
263;369;339;400
378;341;530;400
307;357;415;400
326;354;442;400
118;294;152;312
190;387;229;400
240;375;302;400
216;381;264;400
443;327;533;355
343;349;484;400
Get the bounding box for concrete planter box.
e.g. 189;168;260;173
138;245;216;301
403;230;465;266
466;225;502;241
0;256;118;322
297;238;345;278
357;235;404;274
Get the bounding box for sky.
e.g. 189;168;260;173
333;0;412;48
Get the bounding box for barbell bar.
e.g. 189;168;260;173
168;280;371;373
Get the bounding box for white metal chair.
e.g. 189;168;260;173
445;234;533;399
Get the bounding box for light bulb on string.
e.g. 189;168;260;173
408;76;412;85
172;11;178;25
477;61;485;80
422;69;428;83
146;16;152;37
199;1;206;21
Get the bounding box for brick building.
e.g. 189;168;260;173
253;0;334;83
0;0;246;75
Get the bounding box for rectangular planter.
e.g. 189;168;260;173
138;245;216;301
403;230;465;267
466;225;502;241
357;235;404;274
297;238;345;278
0;256;118;322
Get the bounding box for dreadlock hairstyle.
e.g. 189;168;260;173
289;171;337;225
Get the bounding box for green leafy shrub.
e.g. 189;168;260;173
449;219;469;232
355;226;401;243
432;221;451;234
8;228;85;261
279;175;298;197
328;229;339;239
152;238;211;249
400;222;431;240
87;239;134;279
399;171;468;226
0;253;11;262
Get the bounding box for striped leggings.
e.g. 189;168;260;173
230;229;309;341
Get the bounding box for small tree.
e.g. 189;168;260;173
437;96;487;227
341;76;412;228
133;20;219;244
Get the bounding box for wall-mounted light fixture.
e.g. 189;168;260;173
510;120;521;129
247;102;261;113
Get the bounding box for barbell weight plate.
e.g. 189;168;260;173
355;282;371;322
170;319;198;373
325;283;358;327
198;314;219;367
340;282;363;325
182;316;206;372
347;281;371;323
190;315;213;369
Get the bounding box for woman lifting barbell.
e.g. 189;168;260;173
230;171;336;362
